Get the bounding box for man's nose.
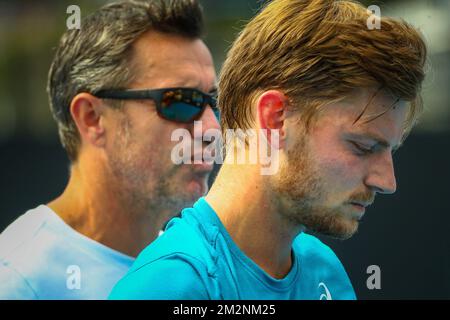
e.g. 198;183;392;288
199;105;220;132
364;152;397;195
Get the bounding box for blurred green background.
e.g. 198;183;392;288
0;0;449;299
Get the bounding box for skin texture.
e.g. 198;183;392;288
206;87;408;279
48;31;219;257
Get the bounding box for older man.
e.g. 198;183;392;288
0;0;219;299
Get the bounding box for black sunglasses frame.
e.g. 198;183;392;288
93;87;219;123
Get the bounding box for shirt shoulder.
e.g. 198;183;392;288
0;206;68;299
0;205;49;260
128;209;219;274
111;208;221;299
293;233;356;300
109;255;211;299
0;206;134;299
293;233;341;264
0;260;38;299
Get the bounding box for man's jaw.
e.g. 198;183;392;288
185;163;212;197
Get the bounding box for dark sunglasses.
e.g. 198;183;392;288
93;87;219;123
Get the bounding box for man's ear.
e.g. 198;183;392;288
256;90;288;149
69;93;107;148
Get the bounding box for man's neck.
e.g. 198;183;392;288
47;159;159;258
205;164;301;279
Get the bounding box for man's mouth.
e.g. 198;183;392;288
190;153;214;172
350;201;371;209
348;201;372;220
192;162;214;172
348;192;375;211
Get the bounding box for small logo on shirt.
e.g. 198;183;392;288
318;282;332;300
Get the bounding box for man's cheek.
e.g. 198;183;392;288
321;155;360;189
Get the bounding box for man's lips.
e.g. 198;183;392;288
191;162;214;172
348;200;373;220
190;154;214;172
350;203;366;211
350;201;372;208
176;152;214;171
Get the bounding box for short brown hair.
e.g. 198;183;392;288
219;0;427;137
47;0;205;162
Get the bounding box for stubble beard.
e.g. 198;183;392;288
107;115;196;223
273;135;359;240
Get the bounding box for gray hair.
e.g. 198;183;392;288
47;0;205;161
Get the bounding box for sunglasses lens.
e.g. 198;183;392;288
161;89;219;123
162;101;202;122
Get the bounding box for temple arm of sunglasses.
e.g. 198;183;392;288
93;90;161;100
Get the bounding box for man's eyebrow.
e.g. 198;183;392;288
208;86;218;94
349;132;403;152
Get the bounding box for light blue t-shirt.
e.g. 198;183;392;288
0;205;134;299
109;198;356;300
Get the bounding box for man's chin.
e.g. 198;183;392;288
312;218;359;240
186;179;208;199
298;211;359;240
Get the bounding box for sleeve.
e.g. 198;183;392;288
0;263;38;299
108;255;211;300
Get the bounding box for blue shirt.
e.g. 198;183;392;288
109;198;356;300
0;205;134;299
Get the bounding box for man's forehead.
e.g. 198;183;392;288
315;90;409;150
128;33;216;92
318;90;406;124
133;68;217;91
339;88;403;117
351;98;408;148
132;31;214;68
